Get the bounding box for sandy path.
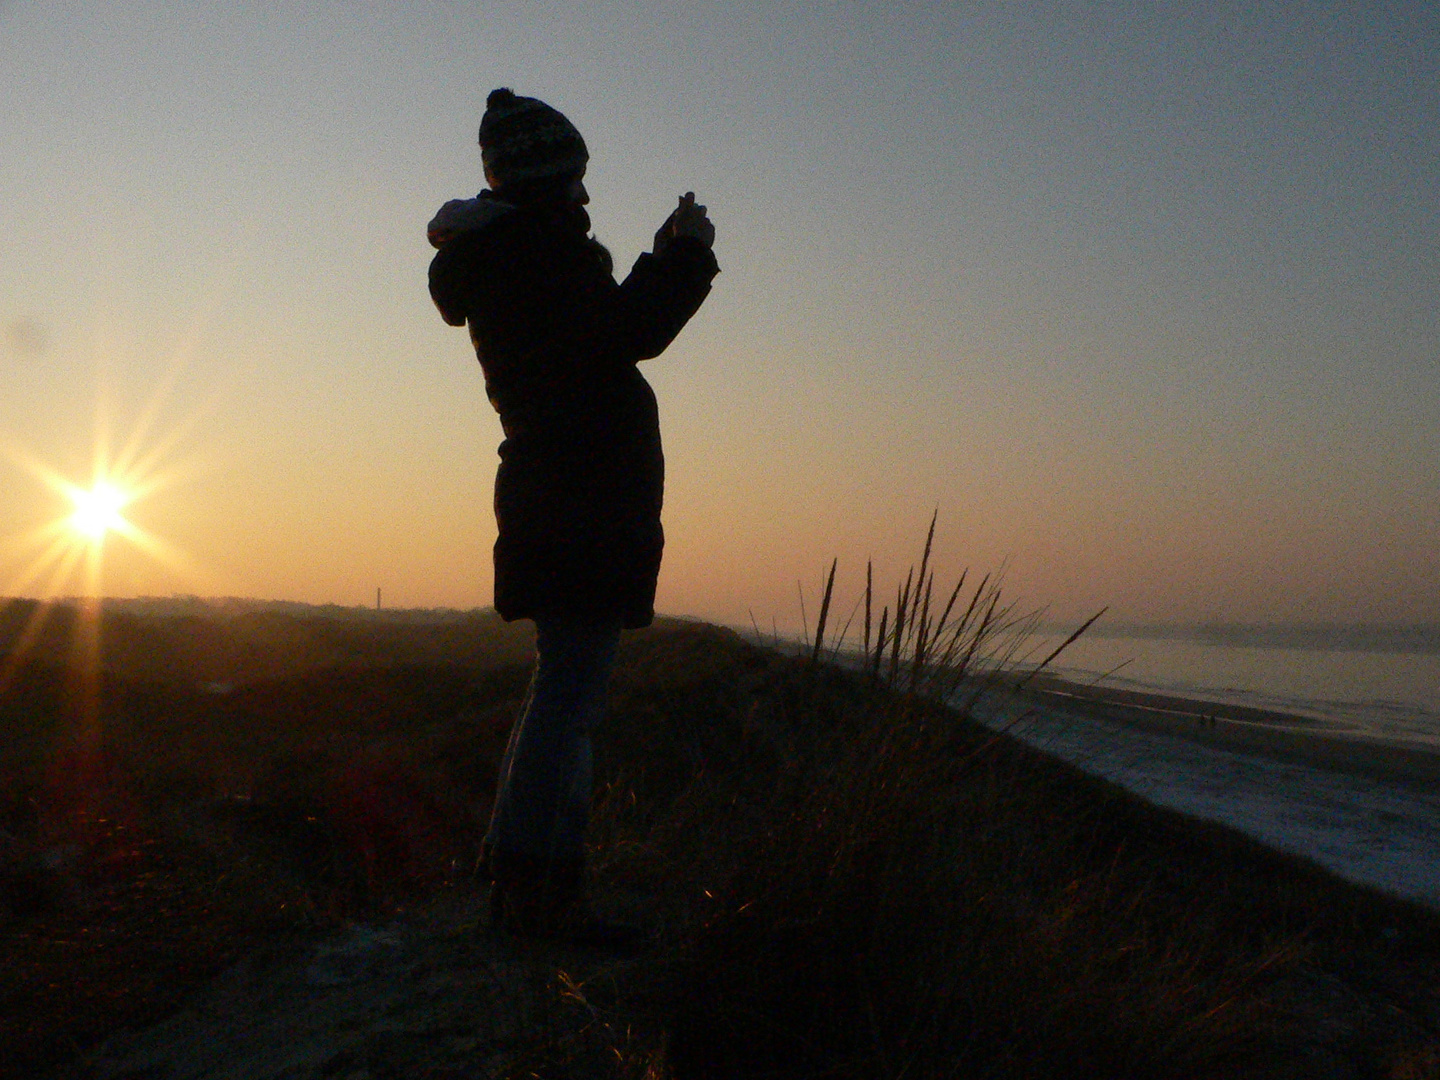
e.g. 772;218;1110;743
82;901;617;1080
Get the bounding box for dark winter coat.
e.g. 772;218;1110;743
428;197;718;628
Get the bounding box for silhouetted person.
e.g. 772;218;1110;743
428;88;718;942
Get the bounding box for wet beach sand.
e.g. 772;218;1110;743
1021;673;1440;788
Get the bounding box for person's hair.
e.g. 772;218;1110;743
586;235;614;278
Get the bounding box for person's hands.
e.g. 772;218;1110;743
673;191;715;248
653;192;715;255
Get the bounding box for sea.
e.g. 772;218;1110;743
969;627;1440;909
1023;626;1440;750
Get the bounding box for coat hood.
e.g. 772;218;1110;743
426;191;514;249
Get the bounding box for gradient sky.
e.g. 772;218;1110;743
2;1;1436;628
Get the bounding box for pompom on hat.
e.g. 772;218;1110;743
479;88;588;192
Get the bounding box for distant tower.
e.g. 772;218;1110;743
376;587;382;611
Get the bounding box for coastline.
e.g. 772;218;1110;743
1019;674;1440;788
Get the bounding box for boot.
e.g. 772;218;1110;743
481;844;645;951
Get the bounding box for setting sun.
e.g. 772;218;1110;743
3;408;203;604
68;481;131;542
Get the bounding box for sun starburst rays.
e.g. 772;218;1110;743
4;441;205;602
1;373;218;699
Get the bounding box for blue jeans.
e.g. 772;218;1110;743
484;616;622;865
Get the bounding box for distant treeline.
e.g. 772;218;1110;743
0;597;537;686
101;596;490;623
1085;621;1440;656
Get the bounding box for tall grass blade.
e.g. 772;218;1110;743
811;559;837;665
911;572;934;692
933;572;989;680
932;569;967;646
889;570;913;688
863;560;873;668
829;595;863;664
1014;607;1109;690
909;510;937;654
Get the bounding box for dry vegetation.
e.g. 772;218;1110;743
2;585;1439;1079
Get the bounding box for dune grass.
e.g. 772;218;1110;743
577;529;1439;1079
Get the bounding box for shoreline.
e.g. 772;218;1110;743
1019;674;1440;788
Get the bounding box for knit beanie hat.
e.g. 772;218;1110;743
479;88;588;191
